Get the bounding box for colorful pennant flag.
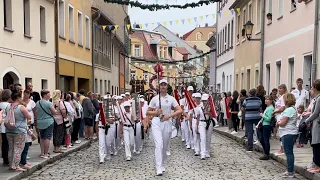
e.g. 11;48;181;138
212;14;216;19
163;22;167;26
199;16;204;21
224;11;229;16
193;17;197;22
175;20;179;24
102;25;107;31
108;25;113;30
169;21;173;26
187;18;191;23
114;25;119;30
236;8;240;13
181;19;185;24
139;24;143;28
231;9;235;15
126;24;131;30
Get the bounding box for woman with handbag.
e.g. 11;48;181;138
302;79;320;173
52;90;67;153
257;96;275;160
36;90;56;159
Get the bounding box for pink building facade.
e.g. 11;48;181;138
263;0;314;93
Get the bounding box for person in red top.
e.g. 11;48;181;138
225;92;233;132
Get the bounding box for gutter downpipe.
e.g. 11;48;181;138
92;10;101;92
214;3;218;94
54;0;59;89
312;0;319;83
259;0;266;86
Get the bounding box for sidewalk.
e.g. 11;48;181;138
0;138;96;180
214;126;320;180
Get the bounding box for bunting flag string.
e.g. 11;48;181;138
120;48;215;64
98;8;241;32
129;62;205;79
103;0;220;11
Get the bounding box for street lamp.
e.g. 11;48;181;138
244;21;261;41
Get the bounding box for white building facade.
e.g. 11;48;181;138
216;0;236;93
0;0;55;91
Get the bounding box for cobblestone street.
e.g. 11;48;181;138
23;132;307;180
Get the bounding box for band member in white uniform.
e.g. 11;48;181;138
202;94;214;158
98;109;110;163
181;86;194;149
196;93;207;160
147;79;183;176
120;101;135;161
134;100;143;155
179;93;186;142
111;96;121;155
190;93;201;156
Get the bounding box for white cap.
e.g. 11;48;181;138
140;98;145;102
123;101;131;107
187;86;194;91
125;92;130;95
121;94;125;97
201;94;209;101
117;96;123;100
159;79;168;84
194;93;201;98
112;95;117;99
192;93;196;98
182;92;185;95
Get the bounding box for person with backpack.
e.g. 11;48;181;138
5;89;31;172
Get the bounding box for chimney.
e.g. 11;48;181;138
205;23;208;27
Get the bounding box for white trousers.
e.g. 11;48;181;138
107;124;116;154
198;121;207;157
182;118;191;146
206;121;214;156
181;119;186;141
123;126;135;158
112;121;121;153
135;122;143;152
151;117;171;173
98;128;108;162
192;119;200;154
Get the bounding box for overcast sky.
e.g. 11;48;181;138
128;0;217;35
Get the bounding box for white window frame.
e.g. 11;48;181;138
68;4;75;42
248;1;253;21
164;47;167;59
291;0;297;12
196;32;202;40
242;7;246;42
288;56;295;89
255;0;262;34
77;10;83;46
40;5;46;42
85;15;90;49
23;0;31;36
58;0;65;38
3;0;13;30
237;14;241;45
278;0;284;19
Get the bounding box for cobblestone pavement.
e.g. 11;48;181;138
23;132;307;180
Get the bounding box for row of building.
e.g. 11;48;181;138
129;24;215;91
207;0;316;94
1;0;131;95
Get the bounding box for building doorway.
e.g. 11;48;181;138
78;78;89;93
303;55;312;90
3;72;19;89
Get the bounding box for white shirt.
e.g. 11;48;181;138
179;98;189;112
141;103;148;119
123;111;133;125
149;94;179;116
291;88;309;108
0;102;10;133
64;101;75;122
275;95;285;121
26;100;36;124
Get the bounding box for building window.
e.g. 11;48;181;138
134;45;140;57
276;61;281;86
278;0;284;18
100;80;102;94
246;69;251;90
78;11;83;46
231;19;234;47
41;79;48;89
59;0;65;37
248;3;253;21
104;80;107;94
164;47;167;58
230;75;232;91
23;0;31;36
237;14;241;42
268;0;272;14
40;6;46;42
242;8;246;41
224;26;227;50
256;0;262;32
288;58;295;89
217;34;220;55
143;72;149;83
266;64;270;94
85;16;90;49
236;74;239;90
227;23;230;49
222;29;225;52
291;0;297;11
69;5;74;42
255;69;259;87
3;0;12;30
94;79;98;93
108;80;110;92
196;32;202;40
226;76;229;92
222;73;225;92
241;73;244;89
159;46;163;58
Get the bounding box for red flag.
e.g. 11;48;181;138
173;89;180;106
224;97;231;119
99;102;106;126
184;89;197;111
208;96;217;118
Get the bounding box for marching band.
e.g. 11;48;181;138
97;80;218;176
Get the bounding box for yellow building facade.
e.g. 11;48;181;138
58;0;92;93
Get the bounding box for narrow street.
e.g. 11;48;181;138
23;132;306;180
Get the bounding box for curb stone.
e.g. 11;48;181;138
7;138;97;180
213;128;320;180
